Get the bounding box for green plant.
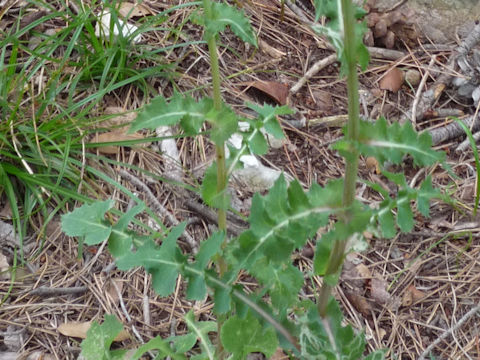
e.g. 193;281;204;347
0;0;192;260
61;0;447;358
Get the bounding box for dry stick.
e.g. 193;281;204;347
418;302;480;360
29;286;87;297
427;114;480;146
118;169;198;252
411;56;437;126
111;280;156;359
285;0;407;98
183;199;246;237
143;272;152;336
290;54;337;95
456;130;480;152
410;21;480;125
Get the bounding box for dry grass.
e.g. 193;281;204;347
1;0;480;359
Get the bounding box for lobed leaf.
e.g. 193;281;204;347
335;118;445;167
297;299;371;359
369;174;441;238
61;199;114;245
130;335;187;360
231;176;343;271
129;92;213;133
312;0;369;72
115;223;187;296
208;104;238;144
250;259;303;314
80;315;123;360
220;313;278;360
204;2;257;46
201;162;231;210
184;311;217;360
185;232;224;300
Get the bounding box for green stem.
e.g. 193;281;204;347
317;0;360;317
203;0;228;357
203;0;228;273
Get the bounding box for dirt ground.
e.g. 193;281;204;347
2;0;480;359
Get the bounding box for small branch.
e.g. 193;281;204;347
184;200;246;237
427;114;480;146
290;54;337;95
411;56;437;126
456;130;480;152
418;302;480;360
30;286;87;297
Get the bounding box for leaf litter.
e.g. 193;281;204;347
1;0;480;359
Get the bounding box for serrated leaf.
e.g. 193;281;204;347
251;259;303;313
418;176;439;217
205;2;257;46
201;163;231;210
212;280;232;314
130;336;185;360
108;203;144;258
208;105;238;145
184;311;217;360
341;118;445;167
248;129;268;155
232;176;337;270
80;315;123;360
115;223;186;296
298;299;367;359
61;200;114;245
312;0;368;73
220;314;278;360
397;198;414;232
186;232;224;300
129;93;212;133
313;230;336;275
247;102;290;139
377;206;396;238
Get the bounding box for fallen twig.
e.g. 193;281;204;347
427;115;480;146
455;129;480;153
418;302;480;360
411;56;437;126
290;54;337;95
29;286;87;297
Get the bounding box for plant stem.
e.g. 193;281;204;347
317;0;360;317
203;0;228;357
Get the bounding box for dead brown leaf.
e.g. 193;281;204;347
57;321;92;339
258;39;286;59
90;131;145;154
355;263;372;279
247;81;289;105
401;284;426;307
379;67;404;93
58;321;130;341
370;277;391;305
345;291;372;317
105;278;124;304
312;90;333;112
118;2;152;18
102;107;137;128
